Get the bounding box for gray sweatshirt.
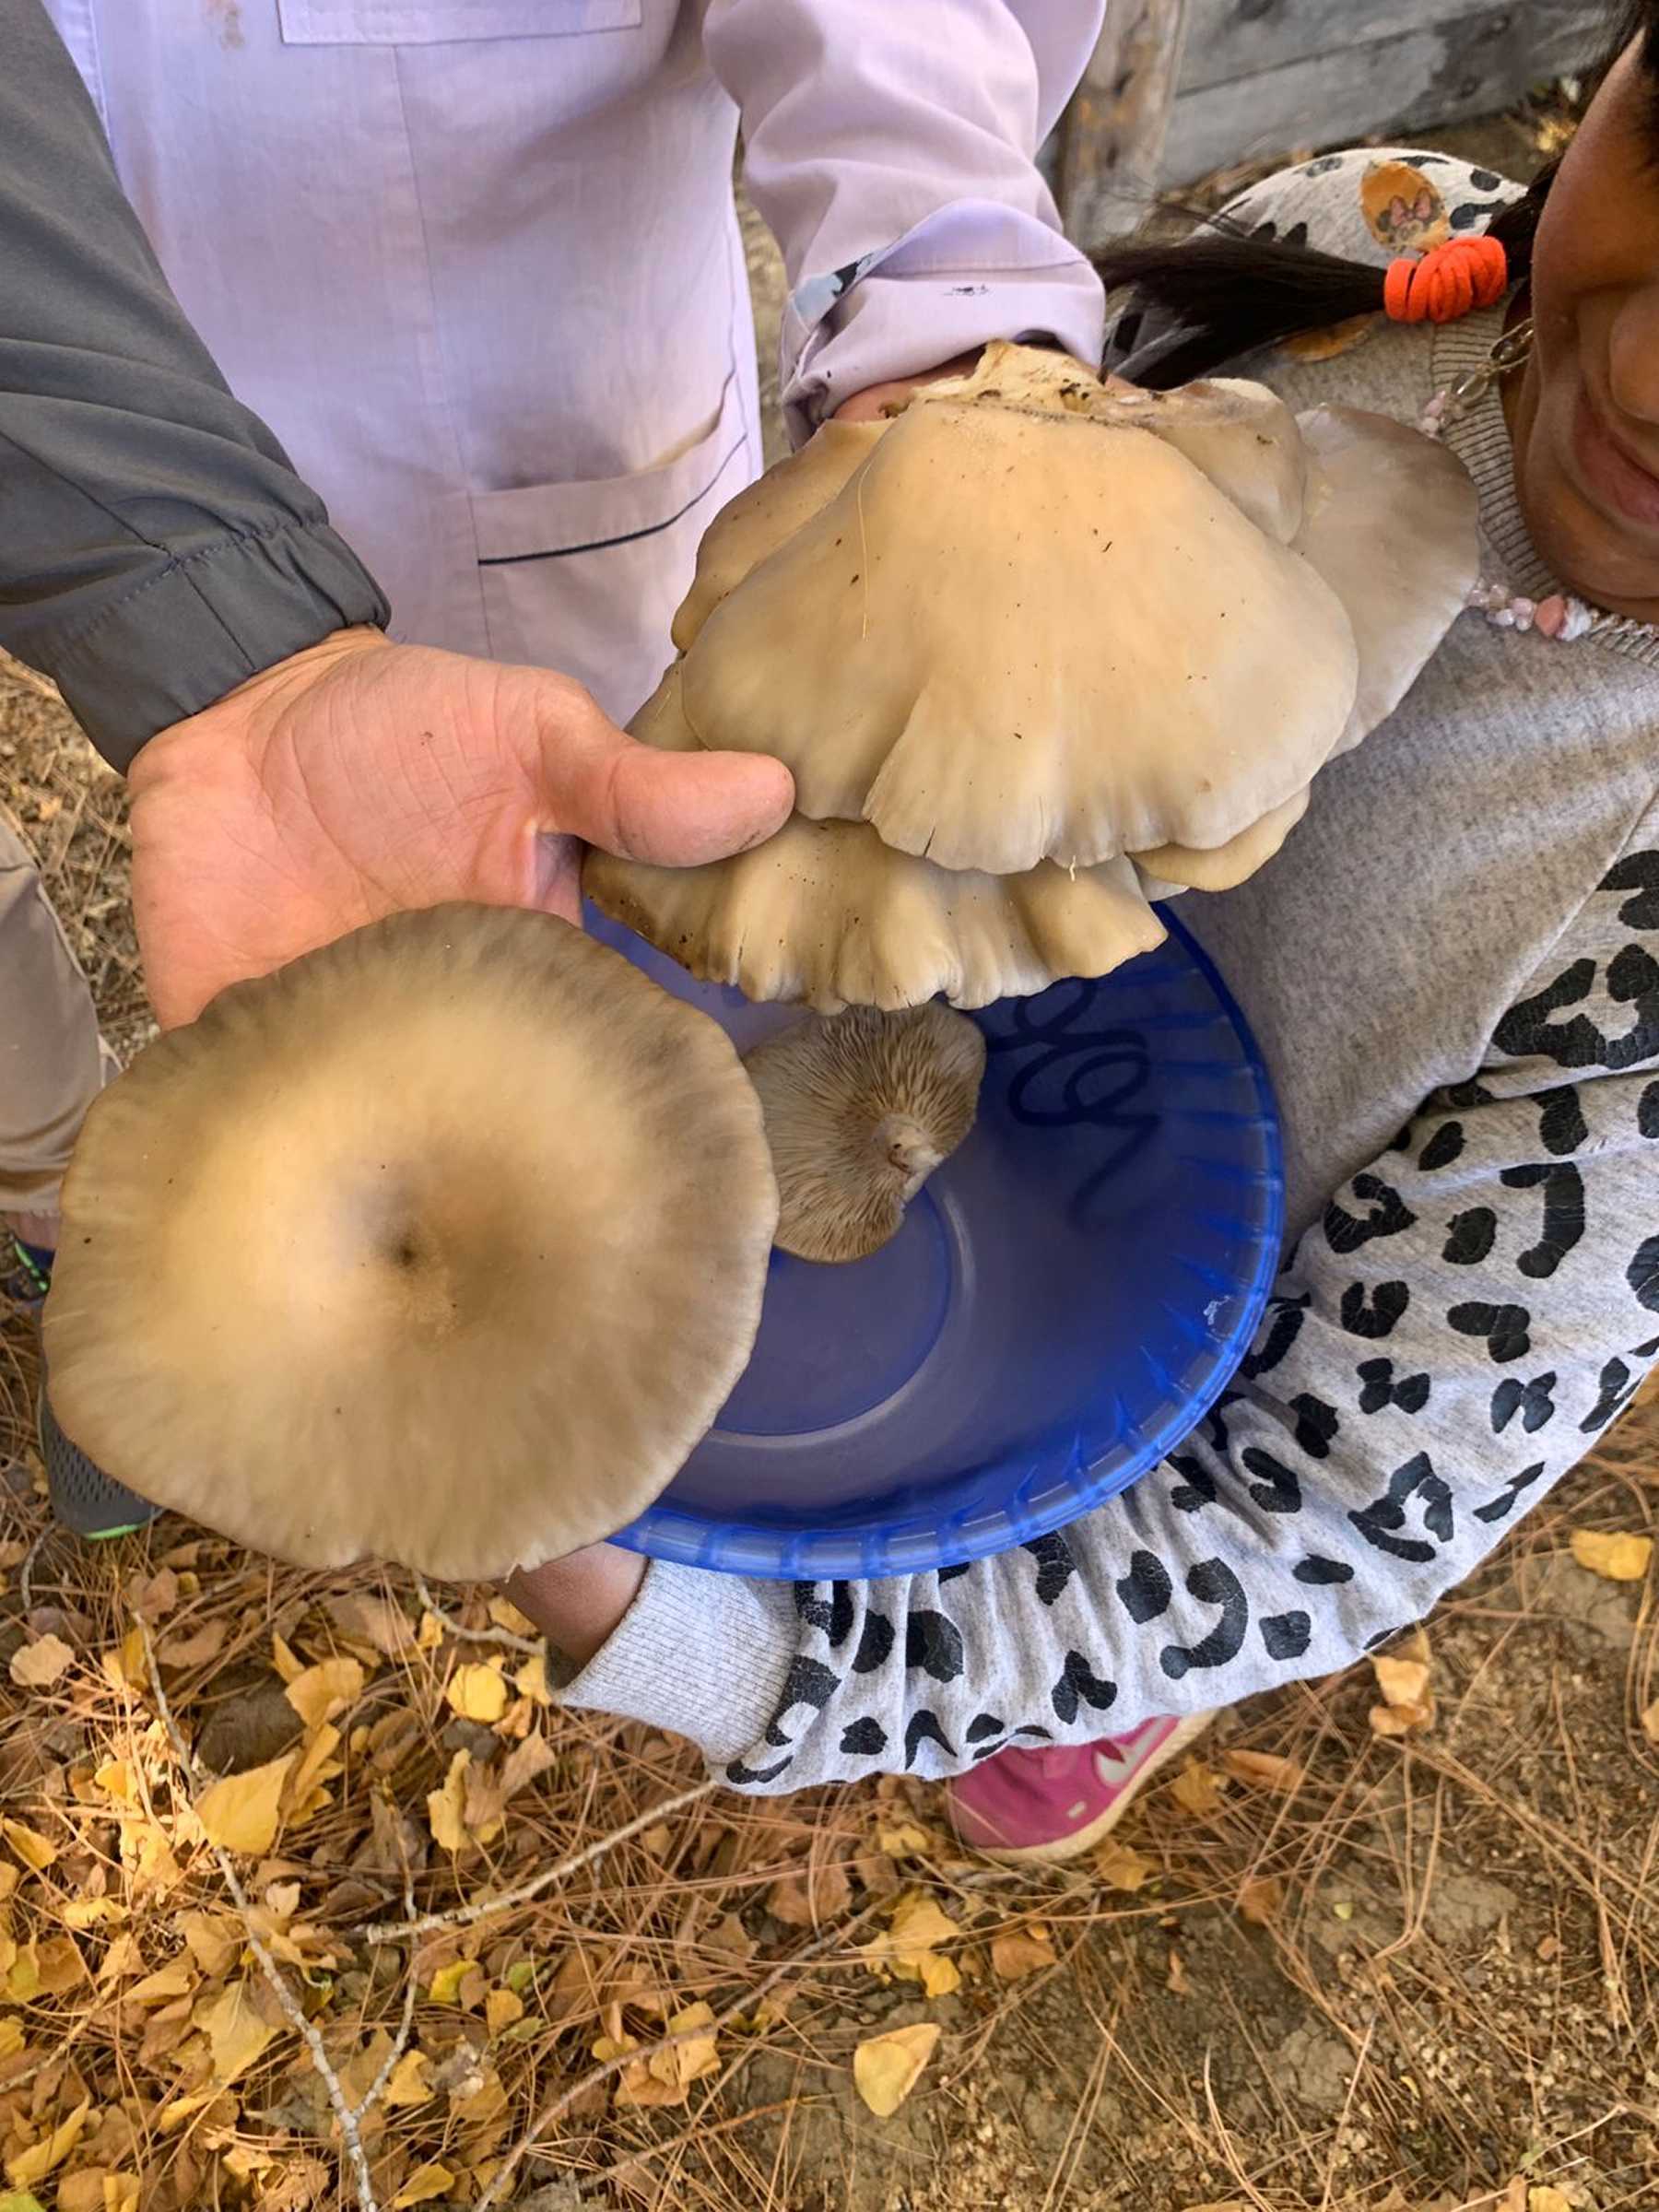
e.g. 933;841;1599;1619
0;0;386;768
560;149;1659;1790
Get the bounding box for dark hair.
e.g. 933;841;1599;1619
1094;0;1659;389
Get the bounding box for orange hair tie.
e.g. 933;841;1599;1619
1383;234;1508;324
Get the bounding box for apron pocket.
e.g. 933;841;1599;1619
471;374;750;724
277;0;642;42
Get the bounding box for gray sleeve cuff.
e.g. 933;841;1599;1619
18;517;389;772
554;1559;794;1769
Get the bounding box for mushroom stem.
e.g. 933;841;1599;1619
875;1112;945;1195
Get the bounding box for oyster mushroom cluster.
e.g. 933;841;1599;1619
587;341;1479;1013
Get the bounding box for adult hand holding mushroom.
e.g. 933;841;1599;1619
127;625;794;1030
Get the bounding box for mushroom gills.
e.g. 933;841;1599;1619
745;1004;987;1264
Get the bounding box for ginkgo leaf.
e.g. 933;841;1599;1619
8;1635;73;1689
445;1664;508;1724
0;2191;48;2212
514;1652;551;1706
196;1755;295;1855
1569;1529;1653;1583
284;1657;365;1731
485;1987;524;2037
853;2022;941;2118
392;2164;455;2207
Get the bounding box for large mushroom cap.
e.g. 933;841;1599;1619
677;371;1359;874
584;670;1167;1013
746;1005;987;1263
673;419;887;652
42;906;778;1580
1289;405;1481;753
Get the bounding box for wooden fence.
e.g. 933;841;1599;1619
1053;0;1610;244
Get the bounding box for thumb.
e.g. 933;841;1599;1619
536;709;795;868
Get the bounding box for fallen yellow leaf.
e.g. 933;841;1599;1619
61;1898;126;1930
284;1657;365;1731
514;1652;551;1705
0;2190;47;2212
100;1627;147;1693
1237;1875;1284;1926
102;2180;141;2212
126;1962;196;2006
1371;1655;1430;1708
485;1986;524;2036
445;1663;508;1724
154;2088;222;2133
392;2164;455;2208
0;2018;23;2060
862;1893;962;1995
270;1632;303;1683
1641;1698;1659;1746
428;1750;471;1853
1220;1749;1303;1794
645;2000;721;2094
1570;1529;1653;1583
1095;1840;1156;1891
93;1761;135;1805
876;1820;931;1858
488;1595;540;1638
8;1635;74;1690
195;1754;295;1856
1369;1702;1432;1737
1169;1761;1225;1818
990;1929;1056;1980
382;2049;434;2108
2;1823;58;1874
853;2021;941;2118
4;2097;89;2188
1528;2191;1573;2212
429;1957;481;2006
196;1976;278;2084
178;1911;241;1978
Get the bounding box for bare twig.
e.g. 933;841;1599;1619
364;1775;718;1943
135;1610;383;2212
413;1571;543;1653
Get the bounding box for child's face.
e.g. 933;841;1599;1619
1511;40;1659;623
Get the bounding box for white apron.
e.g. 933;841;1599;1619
44;0;760;724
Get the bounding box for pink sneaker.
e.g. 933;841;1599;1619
944;1712;1215;1863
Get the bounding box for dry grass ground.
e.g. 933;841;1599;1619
4;88;1656;2212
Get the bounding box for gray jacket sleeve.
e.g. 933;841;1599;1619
0;0;388;771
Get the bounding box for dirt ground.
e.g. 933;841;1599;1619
3;97;1656;2212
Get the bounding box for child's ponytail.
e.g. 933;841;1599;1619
1091;169;1554;391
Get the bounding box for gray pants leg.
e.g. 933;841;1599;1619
0;816;105;1220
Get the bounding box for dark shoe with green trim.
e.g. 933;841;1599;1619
7;1234;161;1541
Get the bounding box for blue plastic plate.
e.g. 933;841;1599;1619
589;905;1283;1581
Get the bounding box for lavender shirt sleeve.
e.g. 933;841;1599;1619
701;0;1108;439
